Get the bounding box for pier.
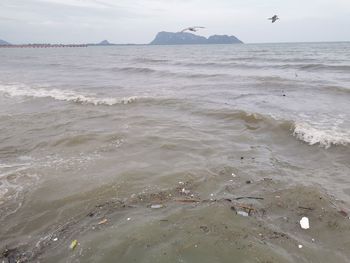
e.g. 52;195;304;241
0;44;88;48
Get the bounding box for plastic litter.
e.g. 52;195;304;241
98;219;108;225
237;211;249;217
300;217;310;229
298;244;303;249
70;240;78;250
181;188;190;195
151;204;164;209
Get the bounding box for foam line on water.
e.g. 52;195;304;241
0;84;138;106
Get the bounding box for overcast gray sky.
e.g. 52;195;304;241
1;0;349;44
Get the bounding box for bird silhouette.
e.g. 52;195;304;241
181;26;205;33
268;15;279;23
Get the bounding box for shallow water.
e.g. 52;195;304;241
0;43;350;262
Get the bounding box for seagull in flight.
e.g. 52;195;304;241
181;26;205;33
268;15;279;23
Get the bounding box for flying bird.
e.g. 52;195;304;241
181;26;205;33
268;15;279;23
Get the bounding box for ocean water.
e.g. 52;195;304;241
0;42;350;262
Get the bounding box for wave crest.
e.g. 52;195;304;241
0;84;139;106
293;122;350;148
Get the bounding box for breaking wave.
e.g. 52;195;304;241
0;84;139;106
199;108;349;149
292;122;350;149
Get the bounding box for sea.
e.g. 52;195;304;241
0;42;350;262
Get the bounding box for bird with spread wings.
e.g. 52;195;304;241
268;15;279;23
181;26;205;33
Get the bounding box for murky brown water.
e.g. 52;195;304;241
1;43;350;262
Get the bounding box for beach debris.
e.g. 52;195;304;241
2;249;10;258
231;204;255;216
127;218;131;221
235;196;264;201
298;244;303;249
237;211;249;217
69;240;78;250
300;217;310;229
231;172;237;178
298;206;314;211
150;204;164;209
200;225;210;233
181;188;191;195
87;212;95;217
98;219;108;225
246;180;252;184
53;238;58;242
240;157;244;160
175;199;201;203
338;209;348;217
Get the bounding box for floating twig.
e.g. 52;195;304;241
298;206;314;211
175;199;201;203
235;197;264;201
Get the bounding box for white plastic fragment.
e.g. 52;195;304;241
127;218;131;221
298;244;303;249
300;217;310;229
151;204;164;209
181;188;190;194
237;211;249;217
53;238;58;242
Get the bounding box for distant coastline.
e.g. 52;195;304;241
0;32;244;48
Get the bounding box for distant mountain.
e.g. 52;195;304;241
87;40;139;46
98;40;111;45
86;40;113;46
150;32;243;45
207;35;242;44
0;39;11;45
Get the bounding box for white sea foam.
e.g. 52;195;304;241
293;122;350;148
0;84;138;106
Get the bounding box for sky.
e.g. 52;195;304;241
1;0;350;44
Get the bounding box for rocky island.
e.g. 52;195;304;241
150;31;243;45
